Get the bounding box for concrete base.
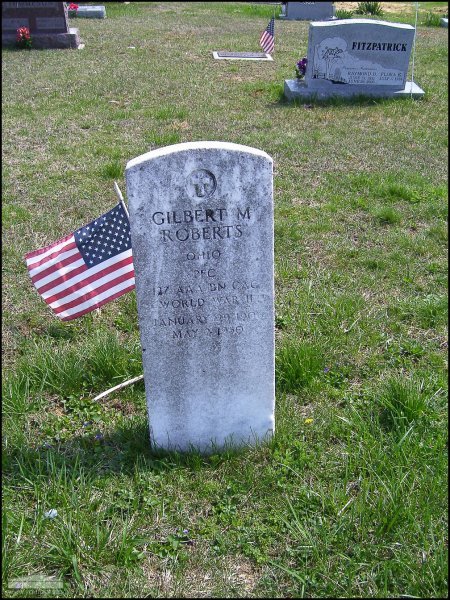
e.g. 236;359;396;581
284;78;425;101
2;27;81;49
73;6;106;19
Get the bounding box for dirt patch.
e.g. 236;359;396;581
337;2;448;15
142;552;260;597
334;2;438;13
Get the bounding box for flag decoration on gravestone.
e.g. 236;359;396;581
260;16;275;55
25;202;135;321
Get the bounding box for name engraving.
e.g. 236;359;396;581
151;206;252;242
352;42;408;52
148;199;261;340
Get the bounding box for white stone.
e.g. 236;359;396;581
441;18;448;28
126;142;275;453
75;6;106;19
212;51;273;61
285;19;424;100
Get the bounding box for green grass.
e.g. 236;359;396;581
2;2;448;597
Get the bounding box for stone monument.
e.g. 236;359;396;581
2;2;81;49
126;142;275;453
74;5;106;19
284;19;425;100
281;2;336;21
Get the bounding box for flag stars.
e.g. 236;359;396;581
76;203;131;266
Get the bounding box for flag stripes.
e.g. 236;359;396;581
25;202;135;321
260;16;275;55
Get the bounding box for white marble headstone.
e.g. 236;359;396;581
126;142;275;453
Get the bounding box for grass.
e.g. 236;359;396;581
2;1;448;597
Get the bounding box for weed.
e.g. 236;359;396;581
356;2;384;16
422;12;443;27
336;9;354;20
376;376;428;432
374;206;401;225
101;161;123;180
275;340;324;393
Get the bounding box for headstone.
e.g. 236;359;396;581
284;19;425;100
74;6;106;19
441;18;448;28
213;50;273;61
281;2;336;21
2;2;81;49
126;142;275;453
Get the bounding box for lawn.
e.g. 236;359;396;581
2;2;448;597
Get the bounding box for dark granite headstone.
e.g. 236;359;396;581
2;2;81;48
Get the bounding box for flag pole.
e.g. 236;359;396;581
410;1;419;98
114;181;130;218
272;7;275;57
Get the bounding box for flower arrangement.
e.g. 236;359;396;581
295;57;308;80
67;2;79;16
16;26;32;49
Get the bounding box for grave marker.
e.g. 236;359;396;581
284;19;424;100
2;2;81;49
280;2;336;21
126;142;275;453
213;50;273;61
74;5;106;19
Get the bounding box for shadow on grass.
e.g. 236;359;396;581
269;86;419;109
3;418;257;480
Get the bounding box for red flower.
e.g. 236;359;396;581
16;26;31;41
68;3;79;10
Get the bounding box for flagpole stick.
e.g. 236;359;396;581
92;374;144;402
410;1;419;98
272;10;275;58
114;181;130;218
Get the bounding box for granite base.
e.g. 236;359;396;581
284;78;425;101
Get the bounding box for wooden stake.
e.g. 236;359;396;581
92;374;144;402
114;181;129;217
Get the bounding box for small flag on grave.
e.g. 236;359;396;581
260;16;275;55
25;202;135;321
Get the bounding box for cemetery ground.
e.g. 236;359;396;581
2;2;448;597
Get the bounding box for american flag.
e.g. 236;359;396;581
260;16;274;55
25;202;135;321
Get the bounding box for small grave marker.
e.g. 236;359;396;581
213;51;273;61
126;142;275;453
74;6;106;19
